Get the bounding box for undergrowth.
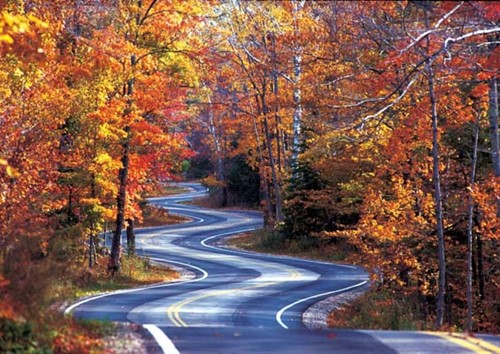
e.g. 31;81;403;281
1;254;178;353
327;287;434;331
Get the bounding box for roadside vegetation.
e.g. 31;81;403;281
1;199;180;353
137;202;189;228
1;254;178;353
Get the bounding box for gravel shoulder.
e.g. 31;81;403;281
302;282;370;329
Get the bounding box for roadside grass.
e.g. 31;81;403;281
227;229;434;331
1;254;172;353
326;287;433;331
9;254;181;353
137;202;189;227
144;183;190;198
226;230;354;263
69;255;179;299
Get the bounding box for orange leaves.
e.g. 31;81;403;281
471;175;500;240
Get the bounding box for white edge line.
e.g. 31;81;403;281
276;280;369;329
64;259;208;315
201;228;259;250
202;230;358;270
143;324;180;354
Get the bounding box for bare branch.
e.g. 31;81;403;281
400;2;464;53
444;27;500;49
358;76;418;129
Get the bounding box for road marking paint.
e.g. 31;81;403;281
143;324;180;354
200;228;261;250
202;230;359;270
167;281;277;327
202;231;309;280
64;259;208;316
276;280;368;329
427;332;500;354
167;234;309;327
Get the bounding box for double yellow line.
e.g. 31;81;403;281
167;261;302;327
167;281;277;327
428;332;500;354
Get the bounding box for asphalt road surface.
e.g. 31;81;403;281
67;183;500;354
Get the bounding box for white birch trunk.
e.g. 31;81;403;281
291;0;304;180
488;77;500;216
427;62;446;328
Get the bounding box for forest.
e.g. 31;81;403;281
0;0;498;351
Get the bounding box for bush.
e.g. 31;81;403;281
0;318;51;354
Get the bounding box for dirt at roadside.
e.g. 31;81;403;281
302;283;370;329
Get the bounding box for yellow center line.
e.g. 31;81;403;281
167;261;304;327
167;281;278;327
426;332;500;354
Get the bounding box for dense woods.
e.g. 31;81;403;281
0;0;498;349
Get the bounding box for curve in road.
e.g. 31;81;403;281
67;183;500;354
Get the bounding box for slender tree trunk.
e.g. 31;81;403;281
205;91;226;206
269;33;286;174
291;0;304;181
89;173;97;268
88;233;95;268
251;113;273;226
262;111;283;222
466;112;480;332
126;218;135;256
476;230;485;300
488;77;500;216
256;87;283;223
109;127;130;274
109;31;138;273
67;187;74;225
427;62;446;328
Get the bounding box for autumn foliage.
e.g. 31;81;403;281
194;1;499;332
0;0;201;350
0;0;498;348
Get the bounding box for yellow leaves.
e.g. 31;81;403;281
0;11;48;59
97;123;127;141
93;152;119;169
0;33;13;43
0;12;29;35
0;158;20;178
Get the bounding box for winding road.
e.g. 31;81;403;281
67;183;500;353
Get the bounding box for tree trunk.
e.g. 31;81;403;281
488;77;499;216
205;90;227;206
109;126;131;274
88;233;96;268
476;230;485;300
109;36;136;273
262;112;283;222
256;87;283;223
427;62;446;328
466;112;480;332
291;0;304;181
89;173;97;268
126;218;135;256
251;113;273;226
269;32;286;174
